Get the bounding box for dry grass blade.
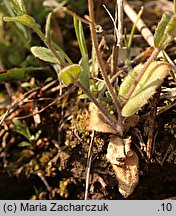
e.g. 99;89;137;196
84;131;95;200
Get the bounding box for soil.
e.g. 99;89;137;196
0;95;175;200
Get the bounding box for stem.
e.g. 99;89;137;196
117;0;124;48
32;25;66;67
77;81;118;132
84;130;94;200
124;47;160;103
88;0;122;120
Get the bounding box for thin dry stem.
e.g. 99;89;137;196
84;131;95;200
88;0;122;121
117;0;124;48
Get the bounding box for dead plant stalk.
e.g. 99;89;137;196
88;0;122;123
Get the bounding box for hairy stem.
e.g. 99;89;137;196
77;81;118;132
88;0;122;121
124;47;160;103
32;25;66;67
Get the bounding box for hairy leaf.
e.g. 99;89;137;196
79;55;90;89
120;61;170;117
31;46;59;64
118;64;143;101
154;12;172;48
4;14;36;28
59;64;81;86
165;15;176;39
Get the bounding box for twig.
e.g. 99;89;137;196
103;5;118;41
62;7;90;25
45;0;90;24
84;131;95;200
88;0;122;121
0;88;39;126
0;80;62;125
157;100;176;116
13;100;56;120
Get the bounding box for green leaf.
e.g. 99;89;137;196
154;12;171;48
118;64;143;101
59;64;82;86
13;119;31;140
10;0;26;15
45;12;52;44
4;13;72;65
0;67;44;83
119;61;170;117
79;55;90;89
18;141;31;147
74;17;88;57
2;0;29;41
165;15;176;39
74;17;89;89
31;46;59;64
3;14;36;28
154;12;176;49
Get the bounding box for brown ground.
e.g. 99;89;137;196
0;0;176;200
